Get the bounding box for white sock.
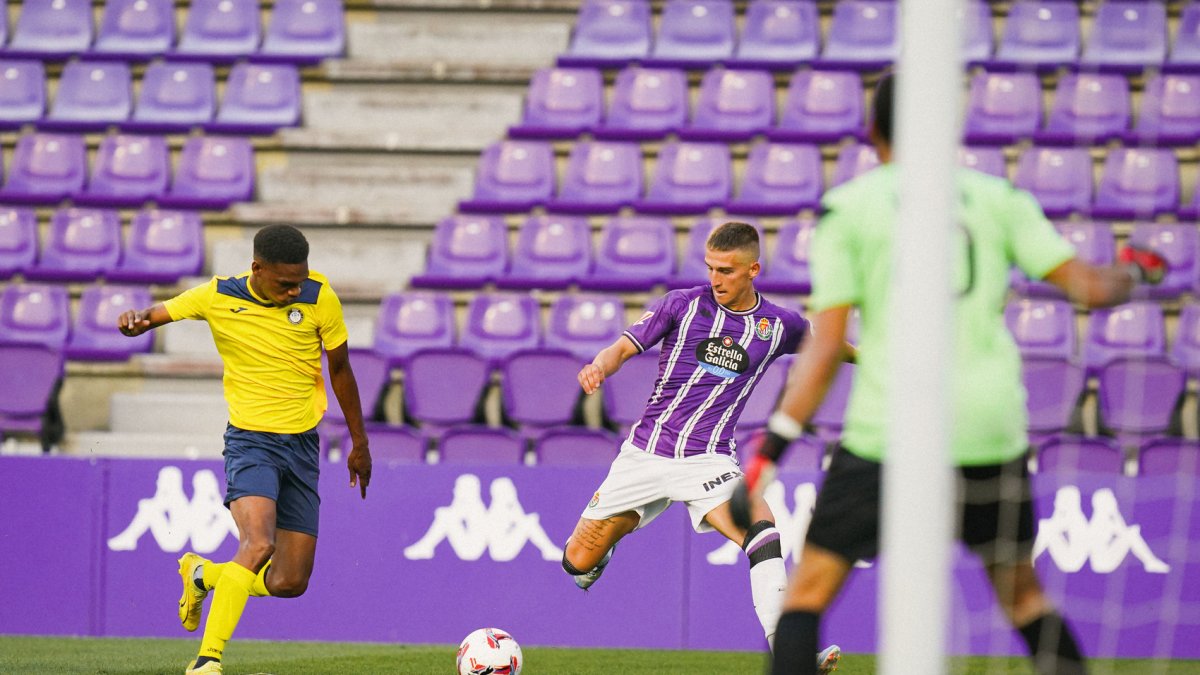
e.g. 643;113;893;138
743;521;786;644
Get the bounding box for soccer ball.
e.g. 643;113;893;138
456;627;522;675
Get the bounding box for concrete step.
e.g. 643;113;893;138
345;12;569;69
65;431;225;460
292;83;522;152
110;391;230;435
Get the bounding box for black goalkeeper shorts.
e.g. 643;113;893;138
804;445;1035;565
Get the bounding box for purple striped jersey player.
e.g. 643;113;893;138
562;222;847;671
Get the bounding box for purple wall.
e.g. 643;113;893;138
0;456;1196;658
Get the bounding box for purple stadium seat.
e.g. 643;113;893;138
321;347;392;429
959;146;1007;179
64;284;153;361
0;345;64;440
0;0;7;49
93;0;175;59
829;143;879;188
963;71;1042;145
499;215;593;290
757;216;815;294
994;1;1080;68
161;136;255;208
25;208;121;282
459;140;555;213
772;69;865;143
1097;356;1185;441
580;216;675;291
8;0;93;58
732;0;819;69
107;209;204;284
1138;437;1200;476
1083;302;1166;373
1022;357;1086;442
549;141;643;213
0;133;87;204
44;61;132;130
560;0;652;67
509;67;604;139
597;67;688;141
0;283;70;349
728;142;822;215
811;363;853;442
1092;148;1179;219
344;425;426;464
463;293;542;365
1038;73;1130;144
637;141;731;213
79;134;170;207
1171;304;1200;376
260;0;346;63
438;425;526;465
0;207;37;279
501;348;585;434
648;0;735;67
962;0;993;64
1011;221;1114;298
682;69;775;141
1168;4;1200;71
535;427;620;466
409;214;508;290
373;291;456;367
211;63;301;133
176;0;262;61
1005;299;1077;360
1012;146;1092;218
670;217;759;288
602;347;660;433
1132;74;1200;145
544;293;625;361
1126;223;1197;299
0;60;46;130
821;0;898;69
1081;1;1167;70
128;62;216;131
1037;435;1124;474
738;355;790;431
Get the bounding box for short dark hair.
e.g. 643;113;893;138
706;221;760;260
871;71;895;145
253;225;309;265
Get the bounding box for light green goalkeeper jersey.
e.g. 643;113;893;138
810;164;1076;466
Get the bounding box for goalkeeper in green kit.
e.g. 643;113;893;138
733;73;1168;675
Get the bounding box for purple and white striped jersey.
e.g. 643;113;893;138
622;285;808;459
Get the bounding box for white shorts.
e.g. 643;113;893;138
581;440;744;533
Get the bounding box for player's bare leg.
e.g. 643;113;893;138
987;560;1086;675
770;544;854;675
563;512;639;589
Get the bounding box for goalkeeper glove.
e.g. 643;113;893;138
1118;245;1167;285
730;413;803;529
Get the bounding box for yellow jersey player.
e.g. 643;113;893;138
118;225;373;674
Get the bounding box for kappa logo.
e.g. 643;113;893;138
404;474;563;562
107;467;238;554
1033;486;1169;574
633;311;654;326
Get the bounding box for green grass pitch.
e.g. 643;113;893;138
2;636;1199;674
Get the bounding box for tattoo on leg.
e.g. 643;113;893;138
575;518;620;552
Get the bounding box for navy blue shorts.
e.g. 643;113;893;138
223;424;321;537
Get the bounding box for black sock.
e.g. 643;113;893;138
193;576;206;592
1018;612;1087;675
770;610;820;675
193;656;219;668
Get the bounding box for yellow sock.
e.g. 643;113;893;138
197;562;256;661
201;561;227;591
250;561;273;598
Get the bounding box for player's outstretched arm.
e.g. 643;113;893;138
326;342;372;499
116;303;173;337
1043;246;1166;310
577;335;640;395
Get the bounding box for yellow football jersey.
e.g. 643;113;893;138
163;270;350;434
